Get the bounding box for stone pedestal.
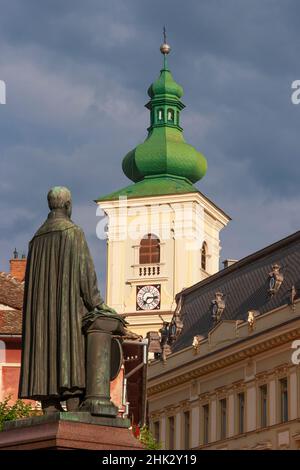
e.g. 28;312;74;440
0;413;143;450
81;315;125;417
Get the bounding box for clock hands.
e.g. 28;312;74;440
143;295;159;305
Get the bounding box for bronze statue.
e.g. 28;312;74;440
18;186;125;415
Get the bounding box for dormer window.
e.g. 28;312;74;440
167;108;174;122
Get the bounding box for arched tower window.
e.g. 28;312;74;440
157;109;164;122
139;234;160;264
201;242;207;271
167;108;174;122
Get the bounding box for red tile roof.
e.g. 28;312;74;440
0;309;22;334
0;272;24;310
0;272;23;335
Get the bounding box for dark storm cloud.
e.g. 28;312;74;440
0;0;300;293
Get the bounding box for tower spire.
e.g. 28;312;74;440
121;38;207;186
160;26;171;69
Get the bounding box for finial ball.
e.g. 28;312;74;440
160;42;171;55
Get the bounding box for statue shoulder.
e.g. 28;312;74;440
68;223;88;244
71;223;85;236
33;218;78;239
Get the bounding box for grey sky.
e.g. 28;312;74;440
0;0;299;295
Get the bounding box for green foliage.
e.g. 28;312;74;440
0;395;40;431
139;425;161;450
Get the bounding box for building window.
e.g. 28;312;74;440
203;404;209;445
280;378;288;423
167;108;174;122
168;416;175;450
260;384;268;428
183;411;190;449
177;110;179;126
220;398;227;440
201;242;207;271
139;234;160;264
154;421;160;443
0;340;5;362
158;108;164;122
238;392;245;434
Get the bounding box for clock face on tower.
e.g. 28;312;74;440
136;285;161;311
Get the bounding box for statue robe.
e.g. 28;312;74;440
18;210;103;400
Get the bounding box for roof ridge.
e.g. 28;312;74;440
0;271;24;287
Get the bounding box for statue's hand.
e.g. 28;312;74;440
82;304;127;334
97;302;128;326
98;302;118;316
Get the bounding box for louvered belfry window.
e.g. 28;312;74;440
201;242;207;271
139;234;160;264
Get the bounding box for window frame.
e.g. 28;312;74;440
153;420;160;444
201;242;208;271
167;108;175;123
259;384;268;428
279;377;288;423
183;410;190;449
219;398;227;440
237;392;245;434
157;108;164;122
202;403;210;445
167;415;175;450
139;233;160;265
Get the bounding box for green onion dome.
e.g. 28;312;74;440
122;127;207;183
147;65;183;99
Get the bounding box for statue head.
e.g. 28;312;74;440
47;186;72;218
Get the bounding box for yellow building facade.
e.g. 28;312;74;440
147;231;300;450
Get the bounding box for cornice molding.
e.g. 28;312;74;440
148;327;300;396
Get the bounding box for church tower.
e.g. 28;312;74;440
96;37;230;337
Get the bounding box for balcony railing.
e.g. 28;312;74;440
138;265;161;277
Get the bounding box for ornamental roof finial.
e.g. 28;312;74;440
160;26;171;56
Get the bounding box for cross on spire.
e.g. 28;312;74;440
163;26;167;44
